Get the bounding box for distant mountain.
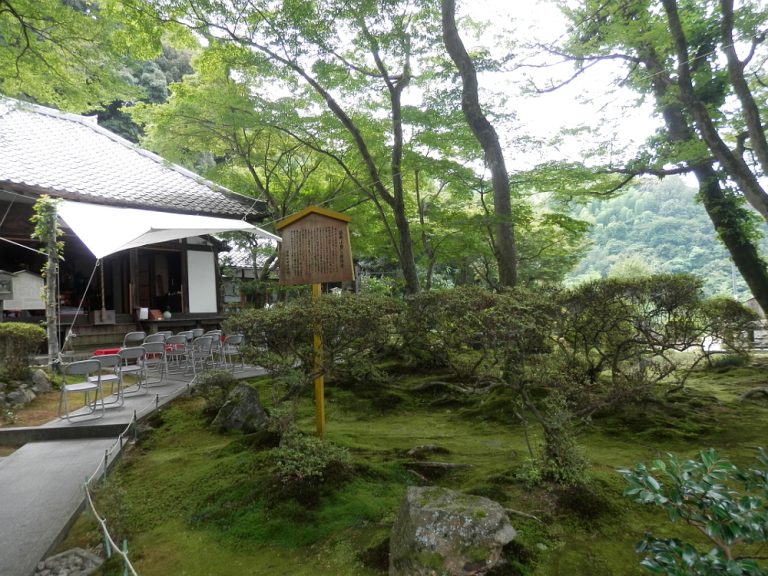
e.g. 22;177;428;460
567;176;766;299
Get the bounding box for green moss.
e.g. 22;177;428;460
415;550;446;570
57;359;768;576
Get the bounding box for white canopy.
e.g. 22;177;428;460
57;200;280;259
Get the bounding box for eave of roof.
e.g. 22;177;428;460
0;97;269;222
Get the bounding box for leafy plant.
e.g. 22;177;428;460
0;322;46;380
271;428;351;506
399;287;555;382
224;292;402;392
620;449;768;576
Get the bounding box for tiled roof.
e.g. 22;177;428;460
0;98;266;220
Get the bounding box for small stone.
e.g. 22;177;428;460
31;369;53;394
406;444;450;459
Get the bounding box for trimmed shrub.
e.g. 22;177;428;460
399;286;558;382
224;292;402;387
271;428;351;505
0;323;46;380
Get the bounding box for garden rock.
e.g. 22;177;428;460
212;383;268;433
741;387;768;401
389;486;516;576
31;369;53;394
34;547;102;575
406;444;450;459
6;387;35;406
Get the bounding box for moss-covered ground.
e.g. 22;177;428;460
58;356;768;575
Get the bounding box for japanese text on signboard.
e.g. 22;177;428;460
277;210;354;285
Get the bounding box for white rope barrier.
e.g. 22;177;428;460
83;481;139;576
81;384;191;573
77;366;212;574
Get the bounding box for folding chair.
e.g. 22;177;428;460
204;330;224;367
58;359;105;422
143;341;167;387
177;330;194;343
222;334;245;372
165;334;190;375
143;333;167;344
190;335;214;382
120;346;147;396
191;328;204;339
123;331;146;348
89;353;124;407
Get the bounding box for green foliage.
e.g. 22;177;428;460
398;286;556;381
271;428;352;505
30;195;63;279
697;298;758;358
0;0;164;111
358;274;398;296
536;393;588;486
620;449;768;576
0;322;46;380
558;274;708;395
225;293;402;390
569;177;766;299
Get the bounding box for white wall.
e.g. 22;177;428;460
2;271;44;310
187;251;217;313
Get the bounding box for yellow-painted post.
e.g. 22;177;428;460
312;283;325;438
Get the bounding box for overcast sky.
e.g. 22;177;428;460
460;0;660;171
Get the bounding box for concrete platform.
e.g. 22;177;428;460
0;365;266;576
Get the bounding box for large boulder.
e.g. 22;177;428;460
212;383;269;433
389;486;516;576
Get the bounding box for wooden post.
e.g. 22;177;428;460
312;283;325;438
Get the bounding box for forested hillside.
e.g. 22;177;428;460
568;177;765;299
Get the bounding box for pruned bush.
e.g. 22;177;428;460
0;323;46;380
557;275;705;396
224;292;402;389
399;287;557;382
697;297;757;364
556;274;760;400
271;428;352;505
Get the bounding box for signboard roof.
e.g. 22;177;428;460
276;206;351;230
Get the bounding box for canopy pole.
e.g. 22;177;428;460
59;260;99;362
100;259;106;312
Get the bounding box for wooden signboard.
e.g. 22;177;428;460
276;206;355;438
276;206;354;285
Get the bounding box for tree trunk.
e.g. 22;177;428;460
250;37;421;294
441;0;517;287
45;220;59;369
719;0;768;178
662;0;768;221
694;163;768;312
638;41;768;313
